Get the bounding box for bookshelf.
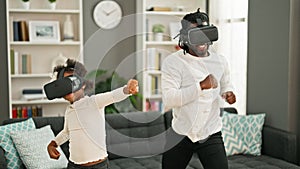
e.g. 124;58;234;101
6;0;83;118
136;0;207;112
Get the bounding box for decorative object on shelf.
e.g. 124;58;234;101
152;24;165;41
48;0;57;10
93;0;122;29
169;22;181;41
28;21;60;43
51;53;67;72
21;0;30;10
63;15;74;41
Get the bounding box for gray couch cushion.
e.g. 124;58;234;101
106;111;166;159
110;154;300;169
228;155;300;169
0;147;7;169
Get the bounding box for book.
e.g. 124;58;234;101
27;106;32;117
22;106;28;118
147;48;156;70
13;21;20;41
17;106;22;118
19;20;29;41
37;105;43;117
21;54;32;74
14;51;19;74
12;107;17;118
31;106;38;117
22;89;43;95
22;94;46;101
26;54;32;74
10;49;15;74
22;54;27;74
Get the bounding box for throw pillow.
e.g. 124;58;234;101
223;112;266;155
10;125;68;169
221;114;247;156
0;118;35;169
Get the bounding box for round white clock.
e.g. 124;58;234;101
93;0;122;29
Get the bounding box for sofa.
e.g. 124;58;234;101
1;108;299;169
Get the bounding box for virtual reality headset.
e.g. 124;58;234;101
187;26;218;45
44;69;84;100
180;25;218;46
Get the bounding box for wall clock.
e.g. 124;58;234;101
93;0;122;29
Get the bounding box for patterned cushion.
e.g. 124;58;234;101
222;114;247;156
0;118;35;169
10;125;68;169
223;112;266;155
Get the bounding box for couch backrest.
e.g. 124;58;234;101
105;111;166;159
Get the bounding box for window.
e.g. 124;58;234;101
209;0;248;114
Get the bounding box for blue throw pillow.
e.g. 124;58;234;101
221;114;247;156
0;118;36;169
10;125;68;169
223;112;266;155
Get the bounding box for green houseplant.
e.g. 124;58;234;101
85;69;143;114
152;24;165;41
152;24;165;33
48;0;56;3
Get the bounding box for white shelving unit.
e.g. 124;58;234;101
6;0;83;118
136;0;207;112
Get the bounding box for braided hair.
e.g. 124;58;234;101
53;58;94;95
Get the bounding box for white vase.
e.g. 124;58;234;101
154;33;163;41
63;15;74;41
49;2;56;10
21;1;30;10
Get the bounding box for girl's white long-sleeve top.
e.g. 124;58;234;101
161;50;234;142
54;87;129;164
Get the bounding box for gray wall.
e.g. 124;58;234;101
247;0;299;132
83;0;137;79
0;0;137;120
248;0;300;163
0;0;9;120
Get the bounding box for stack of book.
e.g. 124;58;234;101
21;89;46;101
145;100;163;112
12;105;43;118
146;6;172;11
147;48;162;70
12;20;29;42
10;49;32;74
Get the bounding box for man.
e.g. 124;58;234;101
161;9;236;169
45;59;138;169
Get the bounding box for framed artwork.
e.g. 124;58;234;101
29;21;60;43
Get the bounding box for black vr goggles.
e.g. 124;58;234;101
185;26;218;45
178;9;218;46
43;68;84;100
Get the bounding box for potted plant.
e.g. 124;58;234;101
48;0;57;9
21;0;30;9
152;24;165;41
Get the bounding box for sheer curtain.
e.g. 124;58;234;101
209;0;248;115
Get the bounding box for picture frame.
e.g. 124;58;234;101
28;21;60;43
